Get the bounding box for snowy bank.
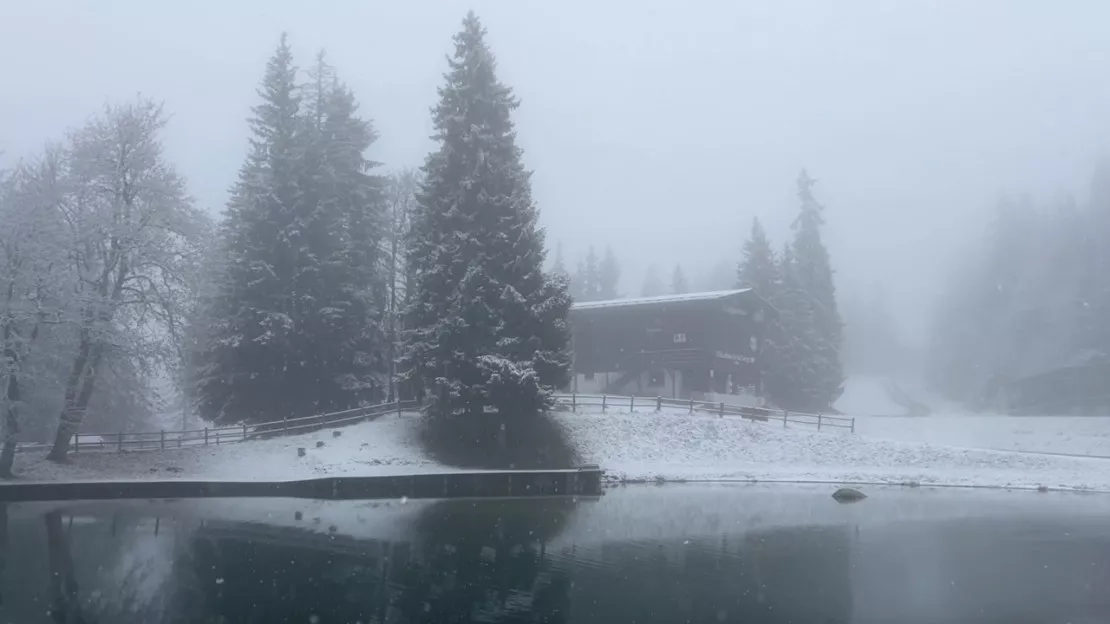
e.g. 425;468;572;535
559;410;1110;491
9;414;444;483
8;408;1110;493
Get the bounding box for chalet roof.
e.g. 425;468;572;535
571;289;752;311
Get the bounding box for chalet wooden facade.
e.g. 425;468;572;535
568;289;773;400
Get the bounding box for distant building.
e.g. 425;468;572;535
568;289;774;401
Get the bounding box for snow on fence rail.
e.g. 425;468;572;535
62;399;422;454
552;393;855;432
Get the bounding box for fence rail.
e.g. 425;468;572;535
19;391;850;457
29;399;423;455
552;393;855;432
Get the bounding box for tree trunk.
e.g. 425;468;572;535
47;334;103;462
45;510;85;623
0;375;20;478
388;232;399;402
0;322;22;478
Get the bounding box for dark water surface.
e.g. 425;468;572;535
3;484;1110;623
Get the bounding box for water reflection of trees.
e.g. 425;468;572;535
0;498;860;624
187;496;581;623
560;526;853;624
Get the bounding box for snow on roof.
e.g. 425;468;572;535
571;289;752;311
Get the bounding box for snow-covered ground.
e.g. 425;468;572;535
9;406;1110;493
10;413;443;482
835;375;907;416
561;410;1110;490
854;414;1110;457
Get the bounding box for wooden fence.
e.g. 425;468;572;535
24;391;851;456
552;393;855;432
65;399;422;454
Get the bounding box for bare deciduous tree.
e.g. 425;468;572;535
0;149;71;476
46;99;207;461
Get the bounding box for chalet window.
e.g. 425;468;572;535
649;370;665;387
673;333;687;344
584;372;595;381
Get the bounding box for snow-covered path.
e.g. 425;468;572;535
8;408;1110;493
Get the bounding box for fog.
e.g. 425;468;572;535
4;0;1110;344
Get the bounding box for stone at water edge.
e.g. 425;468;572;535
832;487;867;502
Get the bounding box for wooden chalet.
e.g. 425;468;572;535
568;289;773;400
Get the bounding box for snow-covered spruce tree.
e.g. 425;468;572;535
297;54;388;413
641;264;665;297
738;217;776;297
671;264;689;295
402;12;572;418
196;38;388;424
763;243;822;409
194;35;304;425
575;246;602;301
598;245;621;300
788;170;844;409
550;242;568;279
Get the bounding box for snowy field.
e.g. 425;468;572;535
8;406;1110;493
837;374;1110;457
853;414;1110;458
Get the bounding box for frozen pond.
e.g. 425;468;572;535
3;484;1110;623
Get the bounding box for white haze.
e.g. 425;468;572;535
3;0;1110;345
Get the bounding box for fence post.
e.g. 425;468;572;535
283;417;288;435
656;396;662;412
571;393;576;412
630;395;634;412
817;414;822;431
689;399;694;414
602;395;607;412
851;417;856;433
242;423;248;441
719;402;725;418
204;427;209;446
117;432;123;453
783;410;788;428
74;434;79;454
160;430;165;451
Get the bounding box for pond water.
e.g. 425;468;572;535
3;484;1110;623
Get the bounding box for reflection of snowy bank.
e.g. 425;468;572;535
553;483;1110;547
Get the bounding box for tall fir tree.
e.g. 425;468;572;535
569;257;586;301
671;264;689;294
738;217;777;297
789;170;844;408
737;218;784;404
551;242;568;278
598;245;621;300
195;34;304;424
195;36;386;424
575;246;602;301
641;264;665;297
402;12;571;417
299;55;388;411
764;243;824;409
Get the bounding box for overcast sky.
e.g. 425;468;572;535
4;1;1110;342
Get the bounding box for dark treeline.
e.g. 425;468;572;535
928;163;1110;413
